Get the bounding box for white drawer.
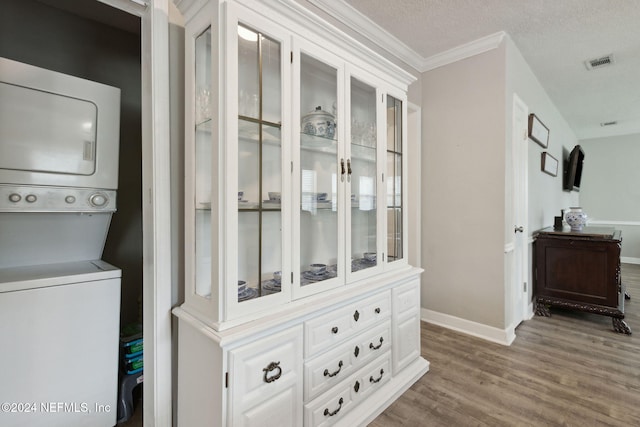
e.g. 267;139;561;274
228;326;304;427
304;321;391;402
304;352;392;427
305;290;390;357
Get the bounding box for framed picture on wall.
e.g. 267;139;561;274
541;152;558;176
529;113;549;148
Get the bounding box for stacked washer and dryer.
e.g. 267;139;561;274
0;57;122;427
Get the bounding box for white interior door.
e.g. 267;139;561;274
511;94;529;327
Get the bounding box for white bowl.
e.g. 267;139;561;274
237;280;247;293
309;263;327;275
363;252;376;262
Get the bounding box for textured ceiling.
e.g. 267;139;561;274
344;0;640;140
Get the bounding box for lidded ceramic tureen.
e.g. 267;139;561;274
301;106;336;139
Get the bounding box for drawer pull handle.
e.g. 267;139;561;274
354;345;360;357
375;307;381;314
369;337;384;350
353;310;360;321
324;397;344;417
354;380;360;393
262;361;282;383
324;360;344;378
370;368;384;384
331;326;339;334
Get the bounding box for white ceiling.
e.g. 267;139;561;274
338;0;640;140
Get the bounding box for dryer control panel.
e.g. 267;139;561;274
0;185;116;212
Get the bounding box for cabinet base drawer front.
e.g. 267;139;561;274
304;384;354;427
305;290;391;357
304;321;391;402
350;352;391;402
304;352;391;427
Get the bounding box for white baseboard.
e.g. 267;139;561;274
621;257;640;265
421;308;515;346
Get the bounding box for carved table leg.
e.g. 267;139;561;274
612;318;632;335
535;302;551;317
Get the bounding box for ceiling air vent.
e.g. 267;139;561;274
584;54;614;70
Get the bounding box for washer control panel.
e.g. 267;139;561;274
0;185;117;212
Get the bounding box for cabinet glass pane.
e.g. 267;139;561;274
300;53;338;286
194;27;212;298
386;95;403;262
350;77;377;272
237;25;283;302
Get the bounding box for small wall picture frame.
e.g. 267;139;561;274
541;152;558;176
529;113;549;148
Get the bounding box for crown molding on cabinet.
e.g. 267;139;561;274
307;0;506;73
307;0;425;71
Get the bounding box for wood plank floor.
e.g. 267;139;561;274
370;263;640;427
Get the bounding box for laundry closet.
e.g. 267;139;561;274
0;1;143;425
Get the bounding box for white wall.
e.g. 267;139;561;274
579;133;640;262
421;45;507;329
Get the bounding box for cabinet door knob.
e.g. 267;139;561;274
354;380;360;393
375;307;381;314
353;310;360;321
514;226;524;233
354;345;360;357
340;158;346;182
331;326;339;334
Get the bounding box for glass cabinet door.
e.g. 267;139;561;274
297;51;341;293
386;95;404;263
194;27;212;299
349;77;378;274
236;24;284;303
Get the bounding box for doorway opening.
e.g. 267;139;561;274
0;0;144;423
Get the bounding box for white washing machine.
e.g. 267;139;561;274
0;260;121;427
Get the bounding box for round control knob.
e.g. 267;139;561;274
9;193;21;203
25;194;37;203
65;195;77;204
89;192;108;208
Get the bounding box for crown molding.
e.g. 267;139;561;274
307;0;506;73
307;0;424;71
419;31;506;72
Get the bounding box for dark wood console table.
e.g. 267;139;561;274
533;226;631;334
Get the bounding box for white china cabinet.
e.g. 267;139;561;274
173;0;428;425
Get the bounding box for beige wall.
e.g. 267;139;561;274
421;45;508;329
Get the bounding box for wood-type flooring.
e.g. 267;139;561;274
370;263;640;427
